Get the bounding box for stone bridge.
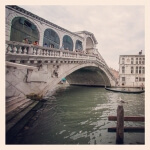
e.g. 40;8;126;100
6;41;116;98
5;5;116;98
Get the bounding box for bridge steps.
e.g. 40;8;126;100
6;97;31;114
6;97;39;133
6;99;35;122
6;95;46;144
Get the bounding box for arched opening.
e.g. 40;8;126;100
43;29;60;49
86;37;94;54
66;67;111;87
10;17;39;44
62;35;73;51
75;40;83;51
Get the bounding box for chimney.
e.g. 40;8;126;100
139;50;142;55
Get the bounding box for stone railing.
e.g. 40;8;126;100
6;40;115;80
6;41;101;61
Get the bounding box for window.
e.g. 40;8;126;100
10;17;39;43
142;58;145;64
122;77;125;81
136;66;138;74
142;67;145;74
122;66;125;73
63;35;73;51
43;29;60;49
75;40;83;50
136;58;138;64
122;58;125;64
127;58;130;63
135;77;138;82
139;58;141;64
139;66;142;74
139;78;145;82
131;58;134;64
131;66;134;74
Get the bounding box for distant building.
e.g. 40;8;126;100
109;68;119;85
110;68;119;79
119;51;145;88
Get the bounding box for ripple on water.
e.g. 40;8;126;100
14;86;144;144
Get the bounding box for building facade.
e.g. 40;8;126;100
119;53;145;88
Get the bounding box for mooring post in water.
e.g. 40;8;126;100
116;105;124;144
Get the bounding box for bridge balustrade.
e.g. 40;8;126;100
6;40;115;81
6;41;100;61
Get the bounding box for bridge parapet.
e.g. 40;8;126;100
6;40;115;81
6;41;116;97
6;41;103;62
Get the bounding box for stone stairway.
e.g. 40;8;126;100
6;96;39;133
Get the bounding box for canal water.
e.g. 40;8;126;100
14;85;144;144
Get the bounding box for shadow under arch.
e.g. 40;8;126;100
66;66;111;87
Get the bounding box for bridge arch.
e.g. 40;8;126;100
66;67;111;86
43;28;60;49
10;17;40;43
62;35;74;51
41;63;112;96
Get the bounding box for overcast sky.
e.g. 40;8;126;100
19;5;145;70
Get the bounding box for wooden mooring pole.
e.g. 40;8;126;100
108;105;144;144
116;105;124;144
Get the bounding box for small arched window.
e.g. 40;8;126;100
75;40;83;50
43;29;60;49
63;35;73;51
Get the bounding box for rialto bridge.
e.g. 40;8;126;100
6;5;116;98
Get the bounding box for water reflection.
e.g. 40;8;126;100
14;85;144;144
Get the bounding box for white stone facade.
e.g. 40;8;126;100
119;54;145;88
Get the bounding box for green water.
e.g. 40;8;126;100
14;85;145;144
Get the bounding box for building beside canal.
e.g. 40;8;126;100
119;51;145;88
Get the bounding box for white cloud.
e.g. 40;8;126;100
19;5;144;70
